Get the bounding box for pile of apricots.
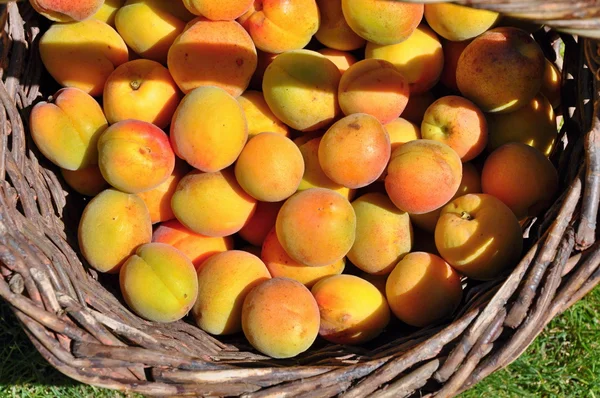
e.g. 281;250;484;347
28;0;561;359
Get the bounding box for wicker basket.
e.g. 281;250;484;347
0;1;599;396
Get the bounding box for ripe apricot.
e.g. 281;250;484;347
236;91;289;138
239;201;284;247
315;0;365;51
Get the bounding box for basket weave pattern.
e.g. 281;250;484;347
0;1;599;397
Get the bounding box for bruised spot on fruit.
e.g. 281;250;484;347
348;123;361;130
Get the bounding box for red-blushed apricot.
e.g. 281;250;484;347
338;59;409;124
235;133;304;202
386;252;462;327
410;162;481;233
30;0;104;22
319;114;391;189
239;0;319;54
263;50;341;132
317;48;358;74
348;193;412;275
61;165;109;197
261;228;344;288
421;96;488;162
239;201;284;247
192;251;271;335
440;39;470;92
170;86;247;172
297;137;355;200
249;50;278;90
115;0;193;64
402;91;436;125
171;169;257;237
242;278;320;358
481;143;558;219
487;93;557;157
315;0;365;51
167;18;257;96
183;0;253;21
39;20;129;96
30;87;107;170
312;275;390;344
385;139;463;214
435;194;523;280
385;118;421;152
92;0;125;26
236;91;289;138
120;243;198;322
103;59;181;129
366;25;444;94
98;120;175;194
136;160;188;224
457;27;545;113
276;188;356;267
78;189;152;273
424;3;499;42
341;0;423;45
152;219;233;269
542;59;561;109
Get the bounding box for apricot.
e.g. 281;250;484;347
338;59;409;124
276;188;356;267
319;114;391;189
167;18;257;96
98;120;175;194
152;219;233;269
171;169;257;237
92;0;125;26
386;140;462;214
440;39;470;92
358;273;388;296
115;0;194;64
78;189;152;273
402;91;436;125
316;48;357;74
242;278;320;358
385;118;421;152
39;20;129;96
249;50;278;90
341;0;423;45
136;160;188;224
435;194;523;280
263;50;341;132
120;243;198;322
542;59;561;109
236;91;289;138
30;0;104;22
424;3;500;42
481;143;558;219
312;275;390;344
192;251;270;335
315;0;365;51
421;95;488;162
103;59;181;129
262;228;344;288
30;87;107;170
61;165;108;197
411;162;481;233
183;0;252;21
297;137;355;200
348;193;412;275
239;201;284;247
386;252;462;327
366;25;444;94
239;0;319;54
487;93;557;156
170;86;247;172
456;27;545;113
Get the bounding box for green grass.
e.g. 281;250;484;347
1;287;599;397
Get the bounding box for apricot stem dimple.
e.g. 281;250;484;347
461;211;473;220
130;80;141;90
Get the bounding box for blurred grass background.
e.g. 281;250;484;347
1;286;599;397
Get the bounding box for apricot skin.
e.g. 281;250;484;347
236;90;289;138
120;243;198;323
315;0;365;51
242;278;320;359
424;3;500;42
239;201;284;247
61;165;108;197
30;0;104;22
